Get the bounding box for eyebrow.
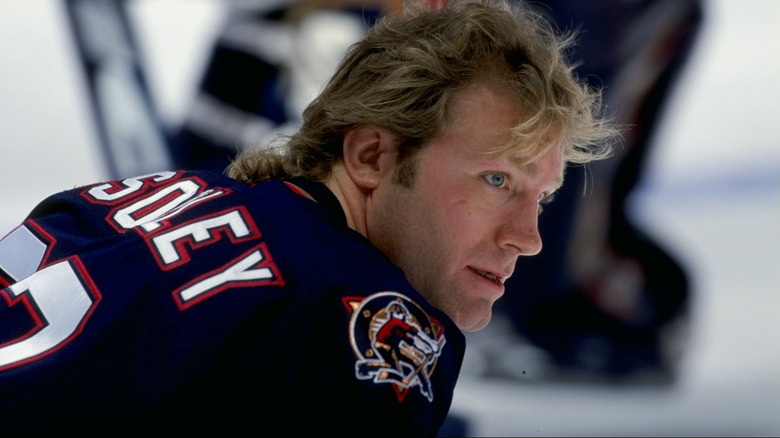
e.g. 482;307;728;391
515;159;565;193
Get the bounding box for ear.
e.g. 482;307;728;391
342;125;399;191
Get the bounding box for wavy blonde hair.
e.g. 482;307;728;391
228;0;617;185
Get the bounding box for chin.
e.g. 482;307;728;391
460;320;491;333
433;293;494;331
454;311;492;333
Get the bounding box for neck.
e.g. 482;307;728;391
324;163;369;237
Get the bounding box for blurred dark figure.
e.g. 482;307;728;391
496;0;703;381
168;0;401;173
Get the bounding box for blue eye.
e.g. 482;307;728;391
484;173;506;188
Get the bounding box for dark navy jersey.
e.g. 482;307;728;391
0;170;465;436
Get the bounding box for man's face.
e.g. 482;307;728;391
367;84;564;332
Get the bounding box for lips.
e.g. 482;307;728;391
476;269;500;284
471;267;507;286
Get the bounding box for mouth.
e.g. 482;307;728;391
472;268;504;286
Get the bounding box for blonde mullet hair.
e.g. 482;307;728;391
228;0;617;184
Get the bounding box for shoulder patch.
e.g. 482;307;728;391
342;291;446;403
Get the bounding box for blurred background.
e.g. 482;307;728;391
1;0;778;436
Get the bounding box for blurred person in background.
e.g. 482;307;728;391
489;0;703;381
168;0;403;173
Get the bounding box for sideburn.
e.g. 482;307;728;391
392;140;423;187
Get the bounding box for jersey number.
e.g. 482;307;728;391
0;226;100;371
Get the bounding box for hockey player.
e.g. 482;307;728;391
0;0;615;435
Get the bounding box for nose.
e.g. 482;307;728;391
497;198;543;256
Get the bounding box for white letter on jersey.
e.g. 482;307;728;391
113;179;202;230
86;171;177;201
174;244;282;309
151;209;253;267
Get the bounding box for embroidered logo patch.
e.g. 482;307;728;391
343;291;446;403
